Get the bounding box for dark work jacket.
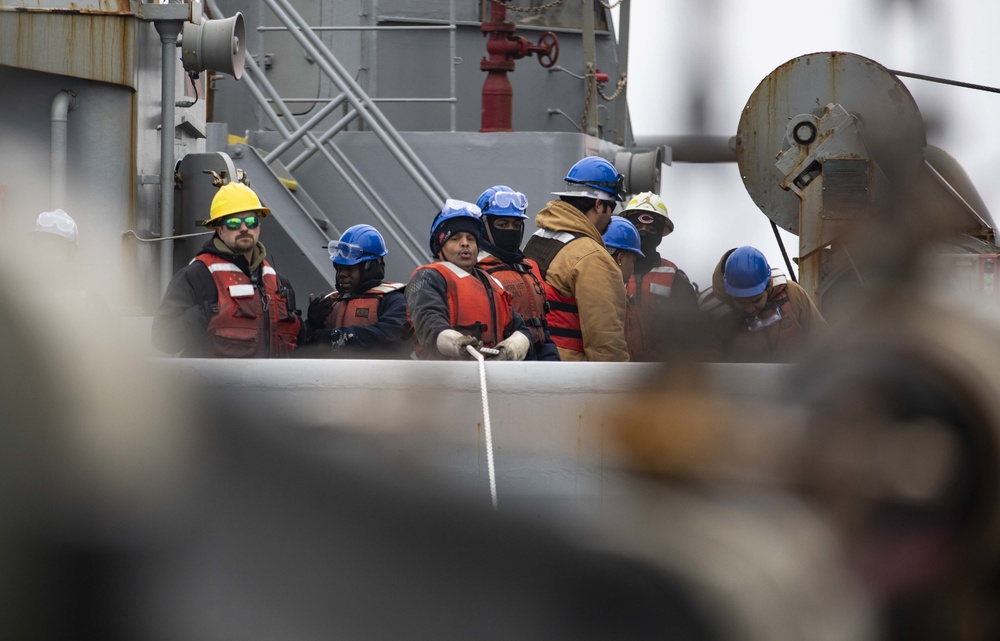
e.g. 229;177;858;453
152;236;305;357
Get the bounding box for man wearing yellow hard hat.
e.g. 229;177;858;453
152;181;304;357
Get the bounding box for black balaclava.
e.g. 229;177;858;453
481;215;525;264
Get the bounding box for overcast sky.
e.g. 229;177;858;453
614;0;1000;289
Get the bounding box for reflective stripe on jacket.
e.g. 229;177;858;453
196;254;301;358
543;281;583;352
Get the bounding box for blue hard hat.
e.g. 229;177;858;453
477;185;529;219
429;199;483;256
328;224;388;266
723;246;771;298
553;156;627;201
602;216;644;257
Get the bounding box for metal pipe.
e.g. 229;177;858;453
154;19;184;298
449;0;456;132
256;25;455;31
50;90;75;210
581;0;598;136
266;0;449;207
633;134;737;163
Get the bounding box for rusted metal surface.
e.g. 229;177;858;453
735;52;925;235
0;1;132;12
0;9;137;88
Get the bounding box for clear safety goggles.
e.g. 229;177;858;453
441;198;482;217
328;239;366;262
487;190;528;211
745;305;783;332
562;175;626;202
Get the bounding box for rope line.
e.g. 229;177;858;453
467;345;498;510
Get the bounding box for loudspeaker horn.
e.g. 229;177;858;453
181;12;246;80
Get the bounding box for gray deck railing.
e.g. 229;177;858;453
206;0;456;269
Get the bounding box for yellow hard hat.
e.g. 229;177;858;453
621;191;673;236
204;182;270;226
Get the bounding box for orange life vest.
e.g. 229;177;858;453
543;282;583;353
322;282;405;329
412;261;514;349
626;258;680;358
196;254;301;358
478;253;548;344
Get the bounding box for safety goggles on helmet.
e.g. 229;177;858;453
328;239;368;263
567;173;627;201
440;198;482;218
222;214;260;230
487;190;528;211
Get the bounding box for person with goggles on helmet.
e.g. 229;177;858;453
475;186;560;361
698;246;827;363
152;181;304;358
602;217;646;361
406;199;532;361
522;156;629;361
619;192;699;361
302;224;410;357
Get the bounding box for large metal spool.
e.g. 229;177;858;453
735;51;927;236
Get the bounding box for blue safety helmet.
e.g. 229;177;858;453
429;199;483;256
328;224;388;266
602;216;644;257
723;246;772;298
553;156;627;202
476;185;529;219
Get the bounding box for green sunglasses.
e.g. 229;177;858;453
222;214;260;230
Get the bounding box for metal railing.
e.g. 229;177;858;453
206;0;456;268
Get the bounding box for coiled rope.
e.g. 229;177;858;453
467;345;498;510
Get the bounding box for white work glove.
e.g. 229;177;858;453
436;329;481;359
490;331;530;361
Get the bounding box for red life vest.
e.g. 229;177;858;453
322;282;405;329
525;229;586;353
626;258;679;358
196;254;301;358
543;282;583;353
478;253;548;345
701;272;804;362
412;261;514;351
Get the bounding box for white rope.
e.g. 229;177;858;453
466;345;498;510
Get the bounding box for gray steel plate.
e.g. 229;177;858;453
736;52;925;234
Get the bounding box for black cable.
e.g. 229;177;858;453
771;221;797;283
888;69;1000;95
